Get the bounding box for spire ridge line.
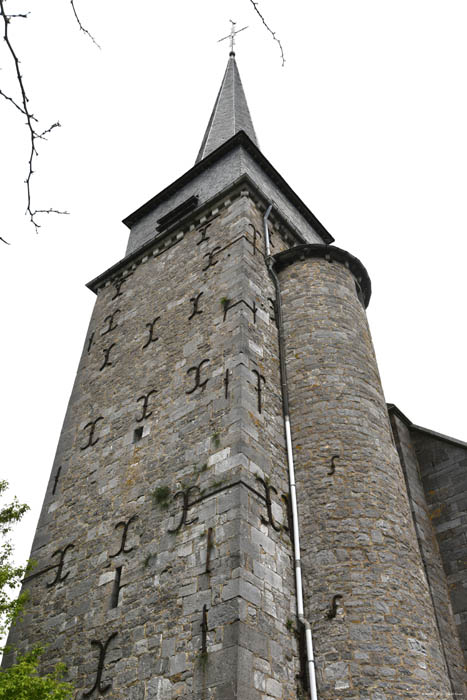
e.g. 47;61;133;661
195;52;258;164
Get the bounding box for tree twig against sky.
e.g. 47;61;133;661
0;0;99;241
69;0;100;49
248;0;285;66
0;0;67;236
0;0;281;241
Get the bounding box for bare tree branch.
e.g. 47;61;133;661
0;0;99;239
0;0;67;235
38;120;60;139
0;87;35;117
70;0;100;49
248;0;285;66
33;208;70;217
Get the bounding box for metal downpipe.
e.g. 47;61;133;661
263;206;318;700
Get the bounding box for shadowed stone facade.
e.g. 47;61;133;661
389;406;467;697
4;53;466;699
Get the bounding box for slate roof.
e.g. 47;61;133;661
195;53;258;163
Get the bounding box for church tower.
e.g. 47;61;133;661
5;43;466;699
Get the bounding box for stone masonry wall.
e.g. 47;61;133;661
278;254;454;699
411;429;467;666
6;192;302;700
389;410;465;697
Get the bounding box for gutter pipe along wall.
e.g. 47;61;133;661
263;205;318;700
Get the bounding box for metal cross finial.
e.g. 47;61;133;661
218;20;248;54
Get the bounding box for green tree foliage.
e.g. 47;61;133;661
0;648;72;700
0;481;73;699
0;480;29;638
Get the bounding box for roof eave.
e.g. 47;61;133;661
387;404;467;448
122;130;334;245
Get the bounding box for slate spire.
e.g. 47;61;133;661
195;53;259;163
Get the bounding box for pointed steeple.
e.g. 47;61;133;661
195;53;259;163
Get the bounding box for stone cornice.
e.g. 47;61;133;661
87;176;321;294
273;243;372;308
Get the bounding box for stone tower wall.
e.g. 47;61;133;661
389;409;466;697
6;193;303;699
5;187;464;700
411;429;467;664
277;254;455;698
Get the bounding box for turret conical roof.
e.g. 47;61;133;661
195;53;258;163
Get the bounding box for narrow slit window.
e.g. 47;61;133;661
110;566;122;609
133;427;143;443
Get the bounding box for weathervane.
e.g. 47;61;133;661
218;20;248;55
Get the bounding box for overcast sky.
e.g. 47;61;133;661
1;0;466;573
